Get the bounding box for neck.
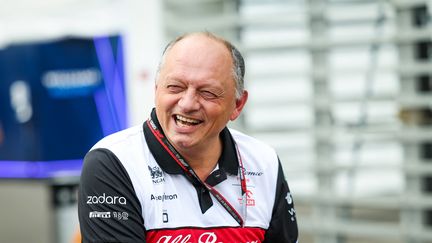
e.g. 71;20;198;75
180;139;222;181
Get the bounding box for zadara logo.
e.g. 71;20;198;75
87;193;127;205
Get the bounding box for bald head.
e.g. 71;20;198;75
156;32;245;99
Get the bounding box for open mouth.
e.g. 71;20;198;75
174;114;203;127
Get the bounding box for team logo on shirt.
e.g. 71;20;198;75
245;171;263;177
286;192;293;204
286;192;296;221
162;210;169;223
148;165;165;184
155;232;220;243
238;189;255;206
89;211;111;218
151;193;178;201
240;168;264;177
87;193;127;205
153;231;260;243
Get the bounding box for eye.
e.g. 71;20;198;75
166;85;184;93
200;90;218;99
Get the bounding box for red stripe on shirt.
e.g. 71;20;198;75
146;227;265;243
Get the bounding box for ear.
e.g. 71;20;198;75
230;90;248;121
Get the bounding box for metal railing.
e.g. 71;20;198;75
162;0;432;242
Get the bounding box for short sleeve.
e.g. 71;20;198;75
263;160;298;243
78;148;146;243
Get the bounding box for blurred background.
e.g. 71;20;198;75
1;0;432;242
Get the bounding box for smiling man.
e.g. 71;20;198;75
78;32;298;243
154;33;247;181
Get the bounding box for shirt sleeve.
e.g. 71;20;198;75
263;159;299;243
78;148;146;243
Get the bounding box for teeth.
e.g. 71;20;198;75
176;115;200;124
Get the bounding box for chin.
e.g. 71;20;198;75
169;137;195;149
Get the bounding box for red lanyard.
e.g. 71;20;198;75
146;119;248;227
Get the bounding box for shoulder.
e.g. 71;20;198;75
230;129;279;173
84;124;149;174
229;128;276;154
90;124;145;152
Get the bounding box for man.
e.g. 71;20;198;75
78;32;298;243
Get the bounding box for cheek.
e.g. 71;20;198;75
204;103;233;121
156;93;179;108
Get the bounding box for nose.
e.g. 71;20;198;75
178;88;200;112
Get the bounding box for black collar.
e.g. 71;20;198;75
143;109;239;176
143;108;241;214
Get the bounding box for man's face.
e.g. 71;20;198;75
155;35;247;153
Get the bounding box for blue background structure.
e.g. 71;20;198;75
0;36;127;178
